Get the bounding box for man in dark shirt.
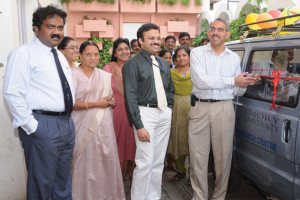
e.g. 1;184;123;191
123;23;174;200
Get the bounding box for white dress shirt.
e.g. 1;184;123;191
3;38;75;135
190;43;246;100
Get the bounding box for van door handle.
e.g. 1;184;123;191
233;101;243;106
283;120;291;143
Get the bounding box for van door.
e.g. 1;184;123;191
234;45;300;200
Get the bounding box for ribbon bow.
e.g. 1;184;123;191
269;70;282;110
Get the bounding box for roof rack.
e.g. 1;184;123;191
239;13;300;42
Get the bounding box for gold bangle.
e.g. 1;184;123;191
85;101;88;110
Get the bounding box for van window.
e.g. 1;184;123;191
244;48;300;108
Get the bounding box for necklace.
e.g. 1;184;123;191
177;66;190;76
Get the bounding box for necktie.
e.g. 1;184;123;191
150;55;167;111
51;48;73;115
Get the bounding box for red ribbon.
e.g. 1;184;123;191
269;70;282;110
258;70;300;110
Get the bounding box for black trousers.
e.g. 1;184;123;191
18;113;75;200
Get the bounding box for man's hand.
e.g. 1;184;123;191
234;72;256;87
249;75;261;86
136;128;150;142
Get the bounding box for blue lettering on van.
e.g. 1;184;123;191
236;128;277;152
257;137;277;152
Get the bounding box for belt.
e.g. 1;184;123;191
194;97;221;103
138;104;158;108
32;110;69;117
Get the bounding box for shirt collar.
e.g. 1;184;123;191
204;42;231;56
34;38;54;53
141;49;156;59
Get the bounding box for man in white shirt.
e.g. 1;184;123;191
188;18;259;200
3;5;75;200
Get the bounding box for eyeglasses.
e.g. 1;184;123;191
65;46;79;50
116;47;130;53
209;27;225;32
166;41;175;44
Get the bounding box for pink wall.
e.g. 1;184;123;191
66;1;202;46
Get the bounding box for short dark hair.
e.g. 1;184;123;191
159;49;171;58
111;38;130;62
79;41;100;54
165;35;176;43
137;23;160;46
200;38;210;45
32;5;67;32
179;32;190;40
130;39;138;47
174;46;190;60
57;36;75;50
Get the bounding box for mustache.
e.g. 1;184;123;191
151;43;160;46
212;34;220;39
51;34;61;39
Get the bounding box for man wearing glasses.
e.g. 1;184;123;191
165;35;176;68
188;18;259;200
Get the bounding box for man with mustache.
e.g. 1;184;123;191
130;38;141;53
122;23;174;200
188;18;260;200
3;5;75;200
179;32;191;47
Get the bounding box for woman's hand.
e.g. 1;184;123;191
96;94;115;108
105;94;116;107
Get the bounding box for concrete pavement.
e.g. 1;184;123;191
124;170;266;200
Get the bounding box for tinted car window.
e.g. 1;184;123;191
244;48;300;108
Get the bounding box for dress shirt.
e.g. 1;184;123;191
171;51;175;68
122;49;174;130
3;38;75;134
190;43;246;100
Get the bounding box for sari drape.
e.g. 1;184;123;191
71;67;125;200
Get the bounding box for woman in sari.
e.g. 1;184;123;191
103;38;136;182
71;41;125;200
168;46;193;181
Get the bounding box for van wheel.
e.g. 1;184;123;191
227;166;242;193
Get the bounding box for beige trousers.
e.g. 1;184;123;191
188;100;235;200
